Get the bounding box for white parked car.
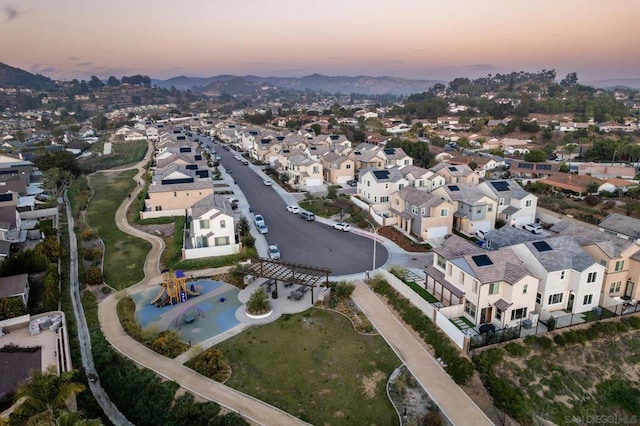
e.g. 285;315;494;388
257;223;269;234
263;178;273;186
268;245;280;260
475;229;489;240
286;205;300;214
254;214;266;227
523;223;542;234
333;222;351;232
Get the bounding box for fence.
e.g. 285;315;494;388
377;269;436;320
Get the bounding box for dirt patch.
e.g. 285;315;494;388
361;370;386;398
378;226;429;252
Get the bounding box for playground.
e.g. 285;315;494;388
130;272;242;346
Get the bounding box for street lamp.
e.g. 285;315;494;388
366;220;377;271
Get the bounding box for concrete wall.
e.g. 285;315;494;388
378;269;435;320
435;312;467;349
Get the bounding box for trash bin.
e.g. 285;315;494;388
522;319;532;329
272;290;278;299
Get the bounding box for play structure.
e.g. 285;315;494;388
150;269;200;307
175;305;206;330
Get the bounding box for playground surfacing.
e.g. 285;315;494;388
131;279;242;345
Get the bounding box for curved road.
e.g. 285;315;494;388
64;193;133;426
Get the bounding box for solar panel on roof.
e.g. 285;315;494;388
490;181;510;192
383;148;396;154
532;241;553;252
518;163;534;169
448;185;460;191
538;164;552;170
471;254;494;267
372;170;390;179
354;151;361;155
448;166;458;171
310;146;317;150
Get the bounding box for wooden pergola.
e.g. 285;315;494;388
240;258;331;304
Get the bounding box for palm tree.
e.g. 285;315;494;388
13;366;86;425
35;410;103;426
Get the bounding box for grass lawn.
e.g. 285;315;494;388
299;199;342;218
217;308;400;425
79;139;148;172
86;170;150;289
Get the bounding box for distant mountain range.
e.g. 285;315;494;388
583;78;640;90
0;62;56;90
152;73;446;96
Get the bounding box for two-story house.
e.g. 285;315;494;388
183;195;239;259
426;235;538;328
281;153;323;189
598;214;640;244
389;186;454;241
399;165;445;192
510;236;606;320
431;162;480;185
432;184;498;235
477;179;538;228
358;167;408;212
321;152;356;185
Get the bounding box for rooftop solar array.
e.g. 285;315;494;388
533;241;553;252
372;170;390;180
383;148;396;154
471;254;494;267
518;163;534;169
490;181;511;192
448;166;458;171
448;185;460;191
537;164;552;170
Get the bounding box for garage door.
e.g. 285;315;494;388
428;226;449;239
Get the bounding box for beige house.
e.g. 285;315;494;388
551;221;640;302
400;165;446;192
432;184;498;235
321;152;356;185
251;136;283;164
431;162;480;185
276;152;323;189
390;186;454;241
142;165;214;219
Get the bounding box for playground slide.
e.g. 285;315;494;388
149;287;167;305
186;288;200;297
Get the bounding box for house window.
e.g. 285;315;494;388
511;307;527;321
412;206;418;214
609;281;622;293
313;166;319;173
346;164;351;169
476;208;482;214
220;220;226;229
488;282;499;295
548;293;563;305
447;264;452;276
487;205;493;212
437;255;446;269
523;283;528;294
496;309;502;320
472;280;478;293
614;261;624;271
525;200;532;207
399;184;404;190
395;199;400;206
199;219;210;229
459;271;465;285
583;294;593;305
536;293;542;304
420;208;426;215
600;260;607;267
464;301;476;318
418;180;425;187
499;198;504;206
174;192;177;197
380;196;389;203
587;272;597;283
440;208;448;217
214;236;230;246
560;270;566;280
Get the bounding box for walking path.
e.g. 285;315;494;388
96;140;493;425
97;141;307;425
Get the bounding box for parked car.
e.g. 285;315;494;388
254;214;266;227
523;223;542;234
333;222;351;232
263;178;273;186
475;229;489;240
299;211;315;221
346;179;358;187
268;245;281;260
257;223;269;234
286;205;300;214
242;159;249;165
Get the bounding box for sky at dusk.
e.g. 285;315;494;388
2;0;639;83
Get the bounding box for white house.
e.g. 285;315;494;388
510;236;605;320
477;179;538;228
432;184;498;236
183;195;240;259
358;166;409;211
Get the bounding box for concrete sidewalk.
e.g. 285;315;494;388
352;282;493;426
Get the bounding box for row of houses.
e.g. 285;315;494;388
425;216;640;332
140;127;241;260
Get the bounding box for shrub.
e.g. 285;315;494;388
332;281;355;300
503;342;530;357
246;288;271;315
86;267;103;286
186;348;229;381
584;195;600;206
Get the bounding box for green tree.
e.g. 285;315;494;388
523;149;547;162
85;267;103;286
310;123;321;135
34;152;80;176
246;288;270;315
0;296;28;320
12;366;86;425
106;76;120;87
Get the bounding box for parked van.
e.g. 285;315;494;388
299;211;315;221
